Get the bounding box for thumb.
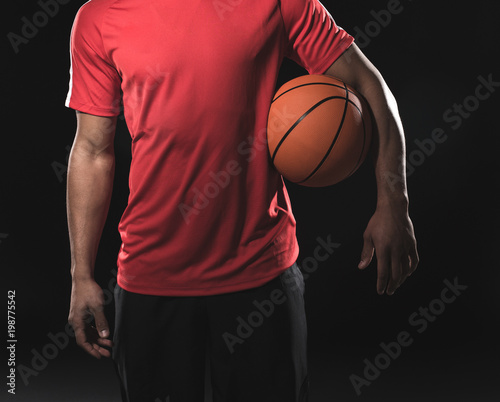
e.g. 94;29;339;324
358;236;374;269
92;308;110;338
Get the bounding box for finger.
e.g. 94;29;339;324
98;347;111;358
408;245;419;276
92;308;110;339
402;252;411;277
91;342;112;358
358;236;374;269
398;254;411;288
73;323;102;359
387;253;402;296
376;251;390;295
96;337;113;348
71;321;87;348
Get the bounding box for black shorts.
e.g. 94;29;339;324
112;262;309;402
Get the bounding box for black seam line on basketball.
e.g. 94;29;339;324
272;82;356;104
297;83;349;184
280;97;362;175
271;96;347;163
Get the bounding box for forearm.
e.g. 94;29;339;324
67;147;115;280
359;73;408;211
325;46;409;211
325;45;418;291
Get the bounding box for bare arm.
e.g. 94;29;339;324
324;44;419;295
67;111;117;358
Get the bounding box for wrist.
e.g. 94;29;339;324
70;264;95;282
376;192;409;213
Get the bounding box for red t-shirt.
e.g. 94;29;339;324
65;0;353;296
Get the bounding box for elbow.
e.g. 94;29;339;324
69;143;116;175
355;69;400;121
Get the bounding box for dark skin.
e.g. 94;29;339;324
67;43;418;358
325;43;419;295
67;113;116;358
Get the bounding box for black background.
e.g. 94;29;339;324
2;0;500;401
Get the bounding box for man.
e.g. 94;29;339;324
66;0;418;401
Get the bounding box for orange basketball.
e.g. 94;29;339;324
267;75;372;187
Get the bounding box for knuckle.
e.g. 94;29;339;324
93;303;105;312
95;320;107;329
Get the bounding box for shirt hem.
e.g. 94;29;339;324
65;100;120;117
117;253;299;296
310;35;354;75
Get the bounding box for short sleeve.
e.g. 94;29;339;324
279;0;354;74
65;2;122;116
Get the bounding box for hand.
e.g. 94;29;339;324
358;205;419;295
68;277;112;358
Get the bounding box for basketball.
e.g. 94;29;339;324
267;74;372;187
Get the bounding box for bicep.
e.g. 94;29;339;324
324;43;399;117
73;111;117;158
324;43;384;94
